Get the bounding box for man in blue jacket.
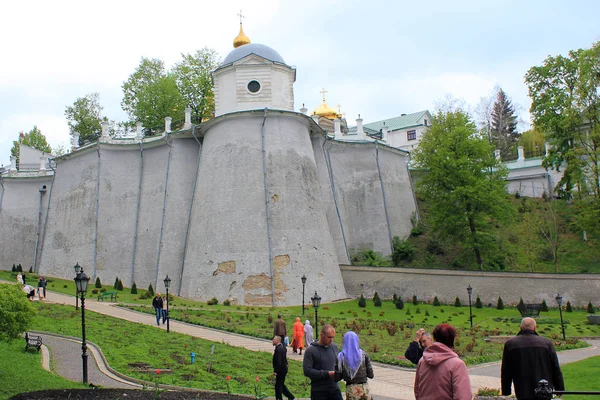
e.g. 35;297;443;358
303;324;343;400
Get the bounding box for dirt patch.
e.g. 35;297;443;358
10;389;254;400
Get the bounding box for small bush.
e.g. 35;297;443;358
374;297;382;307
412;295;418;305
392;237;416;265
113;277;119;289
454;297;461;307
131;282;137;294
425;309;430;317
433;296;441;306
566;301;573;312
207;297;219;306
358;295;367;308
541;299;549;312
147;284;154;297
475;296;483;309
587;301;595;314
392;293;398;304
117;279;124;291
372;292;380;302
415;307;421;314
91;289;99;295
223;299;231;306
497;296;504;310
100;287;107;293
395;297;404;310
406;308;411;316
95;277;102;288
476;387;500;396
267;315;273;323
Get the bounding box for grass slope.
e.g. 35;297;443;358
561;356;600;399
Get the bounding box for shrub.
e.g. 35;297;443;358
147;284;154;297
392;293;397;303
410;223;425;237
518;297;525;309
497;296;504;310
425;309;430;317
207;297;219;306
267;315;273;324
426;238;444;255
91;289;99;295
350;249;392;267
95;277;102;288
406;308;411;316
412;295;418;305
100;287;107;293
587;301;595;314
541;299;549;312
131;282;137;294
433;296;441;306
566;301;573;312
392;237;416;265
416;307;421;314
117;279;124;291
11;264;16;272
454;297;461;307
374;297;382;307
475;296;483;309
372;292;380;302
476;387;500;397
358;295;366;308
223;299;231;306
395;297;404;310
114;277;119;289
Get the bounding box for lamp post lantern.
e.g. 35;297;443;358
301;275;307;315
467;284;473;328
74;262;81;310
311;291;321;332
74;267;90;384
164;275;171;333
555;293;566;341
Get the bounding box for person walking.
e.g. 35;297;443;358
304;319;314;347
37;276;44;299
161;294;168;324
272;336;295;400
405;328;433;364
17;272;23;285
292;317;305;355
337;331;374;400
303;324;343;400
501;317;564;400
414;323;472;400
274;314;287;346
152;293;163;326
42;276;47;298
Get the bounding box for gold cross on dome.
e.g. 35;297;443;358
237;10;245;24
320;88;328;102
337;104;341;114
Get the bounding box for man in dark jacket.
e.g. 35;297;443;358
303;324;343;400
272;336;294;400
405;328;433;364
501;317;564;399
274;314;287;346
152;293;163;326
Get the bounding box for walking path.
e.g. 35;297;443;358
19;287;600;400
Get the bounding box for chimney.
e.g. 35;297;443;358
334;118;342;139
356;115;364;138
101;121;110;140
300;103;308;115
165;117;172;133
517;146;525;161
72;132;80;150
183;107;192;129
381;122;389;142
39;155;46;171
136;122;143;140
9;156;17;172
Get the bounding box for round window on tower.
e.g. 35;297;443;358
247;80;261;94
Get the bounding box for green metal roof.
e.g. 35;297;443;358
363;110;431;132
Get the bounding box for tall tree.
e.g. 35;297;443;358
519;129;546;158
65;92;104;145
172;48;220;123
491;88;519;158
10;126;52;167
411;109;514;270
0;283;36;341
121;58;186;132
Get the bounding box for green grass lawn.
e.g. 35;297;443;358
561;356;600;399
0;339;83;399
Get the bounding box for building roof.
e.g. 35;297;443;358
221;43;286;66
363;110;430;132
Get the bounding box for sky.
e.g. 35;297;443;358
1;0;599;167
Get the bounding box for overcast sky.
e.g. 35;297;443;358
1;0;599;166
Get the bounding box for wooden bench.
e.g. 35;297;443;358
97;291;119;302
25;332;42;352
518;303;542;317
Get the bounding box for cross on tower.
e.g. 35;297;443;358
320;88;328;102
237;10;245;24
337;104;341;114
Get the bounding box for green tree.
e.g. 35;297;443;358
10;126;52;167
121;58;186;132
475;296;483;309
491;88;519;158
395;297;404;310
497;296;504;310
519;129;546;158
172;48;220;123
358;295;366;308
454;296;461;307
411;110;514;269
0;283;36;341
64;92;104;145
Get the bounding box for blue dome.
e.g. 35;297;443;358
221;43;286;66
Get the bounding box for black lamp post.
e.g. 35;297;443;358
164;275;171;333
301;275;307;315
311;291;321;332
556;293;566;341
74;263;81;310
74;267;90;384
467;284;473;328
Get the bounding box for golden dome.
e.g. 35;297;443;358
312;88;340;119
233;24;251;48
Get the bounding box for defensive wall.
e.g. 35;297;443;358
341;265;600;307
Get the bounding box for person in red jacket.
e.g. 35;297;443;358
414;323;472;400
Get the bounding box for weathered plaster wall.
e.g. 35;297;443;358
341;265;600;306
0;177;52;269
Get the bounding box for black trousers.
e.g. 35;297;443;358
310;387;343;400
275;369;294;400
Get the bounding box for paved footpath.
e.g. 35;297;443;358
25;288;600;400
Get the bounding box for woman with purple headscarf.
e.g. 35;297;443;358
337;331;374;400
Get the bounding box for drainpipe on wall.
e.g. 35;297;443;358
131;141;144;286
33;184;47;273
38;161;56;273
154;133;173;290
0;175;4;220
375;141;394;254
178;125;203;296
93;146;102;280
405;153;420;223
260;108;276;306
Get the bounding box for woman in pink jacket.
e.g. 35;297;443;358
414;323;472;400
